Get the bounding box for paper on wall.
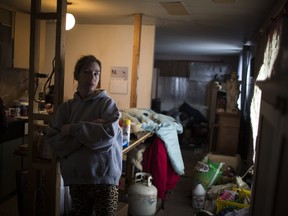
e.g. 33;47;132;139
110;66;128;94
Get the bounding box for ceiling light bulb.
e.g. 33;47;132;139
66;13;75;30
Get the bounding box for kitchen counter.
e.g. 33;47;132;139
0;117;28;143
0;117;28;200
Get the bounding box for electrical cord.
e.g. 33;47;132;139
241;165;254;179
33;77;41;103
32;57;56;104
43;57;56;96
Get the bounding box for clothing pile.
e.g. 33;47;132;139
121;108;185;201
121;108;185;176
164;101;209;147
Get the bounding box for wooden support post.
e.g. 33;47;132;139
27;1;41;214
130;13;142;108
51;2;66;215
27;0;66;215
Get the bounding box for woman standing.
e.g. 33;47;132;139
47;55;123;216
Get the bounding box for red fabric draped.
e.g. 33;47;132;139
142;136;180;199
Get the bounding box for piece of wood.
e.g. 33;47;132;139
207;82;220;151
27;0;66;215
130;13;142;108
122;132;152;155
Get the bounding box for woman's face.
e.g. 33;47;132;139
77;62;101;98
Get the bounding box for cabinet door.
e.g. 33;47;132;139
251;100;282;216
0;24;13;67
1;138;22;198
215;113;240;155
216;126;239;155
13;12;30;68
272;113;288;215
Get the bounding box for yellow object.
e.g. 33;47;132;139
125;119;131;126
122;119;131;147
216;187;251;213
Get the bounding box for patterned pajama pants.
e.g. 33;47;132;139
69;184;119;216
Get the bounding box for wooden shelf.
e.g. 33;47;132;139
122;132;153;155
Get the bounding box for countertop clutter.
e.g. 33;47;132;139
1;93;29;143
3;89;29;118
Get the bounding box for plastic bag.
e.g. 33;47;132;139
192;156;224;190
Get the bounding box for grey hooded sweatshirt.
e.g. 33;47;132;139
46;90;123;186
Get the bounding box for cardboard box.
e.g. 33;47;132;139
207;152;242;172
117;202;128;216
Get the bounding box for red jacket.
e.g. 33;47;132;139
142;136;180;199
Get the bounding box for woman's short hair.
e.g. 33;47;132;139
74;55;102;80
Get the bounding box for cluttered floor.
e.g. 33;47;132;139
156;146;208;216
0;143;252;216
0;145;206;216
156;143;252;216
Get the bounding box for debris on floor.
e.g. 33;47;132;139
190;153;253;216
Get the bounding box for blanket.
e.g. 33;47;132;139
121;108;185;175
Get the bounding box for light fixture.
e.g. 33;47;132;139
66;13;75;31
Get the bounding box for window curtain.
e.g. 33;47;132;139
250;17;282;162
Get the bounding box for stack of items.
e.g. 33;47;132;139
191;154;253;216
215;186;250;215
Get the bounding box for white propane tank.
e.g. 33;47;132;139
128;172;158;216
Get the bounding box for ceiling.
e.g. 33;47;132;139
0;0;286;60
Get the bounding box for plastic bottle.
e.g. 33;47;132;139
122;119;131;148
192;183;206;209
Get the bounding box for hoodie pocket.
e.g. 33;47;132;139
95;145;122;178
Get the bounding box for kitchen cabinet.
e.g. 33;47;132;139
0;8;13;68
213;112;240;155
0;118;27;200
0;10;30;69
13;12;30;68
1;10;34;69
207;82;241;155
0;138;22;199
